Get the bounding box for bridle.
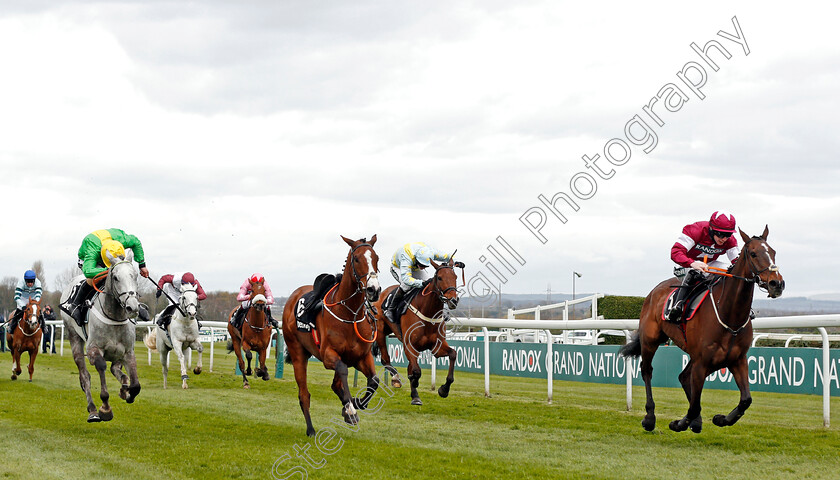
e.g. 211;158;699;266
422;264;460;305
92;260;139;322
245;285;269;332
323;242;378;342
739;237;779;294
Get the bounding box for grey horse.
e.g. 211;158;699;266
59;250;143;423
143;283;204;389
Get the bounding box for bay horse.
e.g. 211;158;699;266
372;258;461;405
227;280;273;388
620;226;784;433
144;283;203;389
8;298;43;381
58;250;144;423
282;235;382;437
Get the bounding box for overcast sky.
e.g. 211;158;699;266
1;1;837;301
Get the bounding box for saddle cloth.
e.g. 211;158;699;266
381;285;423;321
293;273;342;333
661;285;710;323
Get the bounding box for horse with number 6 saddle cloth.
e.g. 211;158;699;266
293;273;342;346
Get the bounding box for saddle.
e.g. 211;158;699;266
661;277;720;323
382;284;424;321
294;273;342;342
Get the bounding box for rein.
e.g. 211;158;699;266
92;260;139;324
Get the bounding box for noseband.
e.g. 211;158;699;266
742;237;779;293
349;242;379;292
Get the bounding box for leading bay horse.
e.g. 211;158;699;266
59;250;144;422
227;280;274;388
620;226;784;433
8;298;43;381
282;235;382;437
372;258;461;405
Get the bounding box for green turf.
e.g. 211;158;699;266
1;342;838;479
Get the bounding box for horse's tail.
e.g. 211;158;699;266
143;330;158;352
283;349;291;364
226;339;234;353
618;333;641;358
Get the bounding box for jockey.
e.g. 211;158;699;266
385;242;464;324
665;211;740;323
155;272;207;330
7;270;42;332
231;273;279;329
60;228;150;327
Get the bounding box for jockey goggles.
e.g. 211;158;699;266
710;229;733;239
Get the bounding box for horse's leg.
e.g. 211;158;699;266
191;339;203;375
378;334;401;388
69;334;98;422
435;340;457;398
10;346;21;380
27;347;37;382
670;361;708;433
257;345;269;381
171;339;190;389
110;361;130;395
232;337;249;389
713;355;752;427
640;341;660;432
122;347;142;404
323;349;358;426
245;349;253;376
160;348;170;389
289;343;316;437
88;347;114;422
352;354;381;410
405;350;423;406
678;359;693;402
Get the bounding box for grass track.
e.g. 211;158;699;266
1;342;838;479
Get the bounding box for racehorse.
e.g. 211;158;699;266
372;258;461;405
620;226;784;433
59;250;144;423
144;283;204;389
282;235;382;437
8;298;43;381
227;280;273;388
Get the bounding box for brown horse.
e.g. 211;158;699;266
620;226;784;433
227;280;274;388
373;258;461;405
282;235;382;437
8;298;44;381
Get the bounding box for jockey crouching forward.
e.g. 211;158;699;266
231;273;279;329
60;228;150;327
7;270;43;332
384;242;464;327
155;272;207;330
665;211;739;323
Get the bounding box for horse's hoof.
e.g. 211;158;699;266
243;383;250;389
713;414;728;427
642;416;656;432
306;427;316;438
98;409;114;422
411;398;423;406
343;413;359;426
689;417;702;433
193;367;202;375
182;383;189;390
87;413;101;423
669;419;688;432
438;385;451;398
126;384;141;404
351;397;367;411
10;374;16;381
391;379;402;389
28;379;32;383
245;368;252;376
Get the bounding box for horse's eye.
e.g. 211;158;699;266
437;276;442;281
750;252;757;258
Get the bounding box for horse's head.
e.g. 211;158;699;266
738;225;785;298
341;234;381;302
25;298;42;331
249;281;267;311
106;250;140;318
179;283;199;318
429;258;460;309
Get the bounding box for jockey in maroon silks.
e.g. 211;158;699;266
665;211;739;322
155;272;207;330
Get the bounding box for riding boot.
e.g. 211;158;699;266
667;269;702;323
156;310;172;331
8;309;23;332
138;304;150;322
385;288;406;324
232;306;247;329
267;307;279;329
61;282;95;327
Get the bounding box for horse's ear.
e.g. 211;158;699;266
430;259;440;270
369;234;377;246
341;235;355;247
125;249;133;263
106;249;116;265
739;228;751;244
761;224;769;240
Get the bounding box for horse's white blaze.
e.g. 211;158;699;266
364;250;380;290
